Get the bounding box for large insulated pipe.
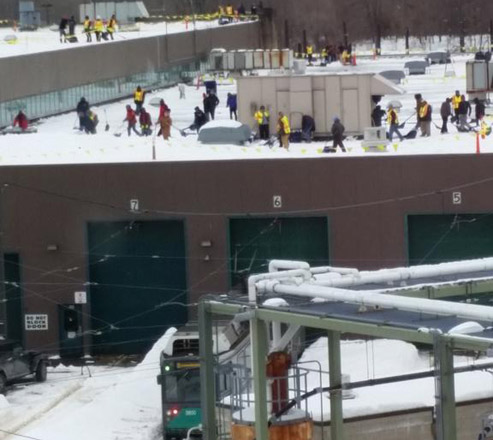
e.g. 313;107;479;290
261;281;493;323
268;260;311;272
310;266;359;275
312;257;493;289
248;269;311;303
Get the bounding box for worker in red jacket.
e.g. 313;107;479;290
13;111;28;131
124;105;141;136
159;99;170;119
139;107;152;136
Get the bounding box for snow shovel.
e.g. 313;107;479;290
104;110;110;132
263;135;279;148
398;112;416;129
113;123;125;137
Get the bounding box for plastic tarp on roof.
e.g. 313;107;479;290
371;74;404;95
198;120;251;145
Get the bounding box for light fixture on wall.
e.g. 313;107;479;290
200;240;212;248
46;244;59;252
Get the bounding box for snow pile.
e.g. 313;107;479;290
138;327;177;369
263;298;290;307
201;119;243;129
9;327;177;440
0;395;9;409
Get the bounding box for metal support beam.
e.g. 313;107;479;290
434;336;457;440
254;308;493;352
328;331;344;440
251;314;269;440
205;302;493;352
199;302;216;440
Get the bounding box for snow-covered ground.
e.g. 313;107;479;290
0;20;244;59
300;337;493;421
0;53;489;166
354;34;492;56
0;327;176;440
3;331;491;439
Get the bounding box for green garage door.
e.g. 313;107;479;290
408;214;493;265
229;217;329;288
88;220;187;355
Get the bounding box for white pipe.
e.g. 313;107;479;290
272;321;282;348
313;257;493;288
268;260;310;272
310;266;359;275
248;269;311;303
264;282;493;322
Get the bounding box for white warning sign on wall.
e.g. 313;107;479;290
25;314;48;331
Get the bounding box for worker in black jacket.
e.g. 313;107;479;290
204;92;220;120
331;117;346;152
457;96;472;132
473;98;485;126
440;98;451;134
76;97;89;131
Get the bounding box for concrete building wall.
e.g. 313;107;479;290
1;154;493;351
0;21;261;102
313;399;493;440
316;409;434;440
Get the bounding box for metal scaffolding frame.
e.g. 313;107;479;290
199;298;493;440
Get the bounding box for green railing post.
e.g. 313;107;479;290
328;331;344;440
199;301;216;440
251;313;269;440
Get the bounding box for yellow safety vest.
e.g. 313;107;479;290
419;104;429;118
451;95;462;110
226;6;233;15
83;19;91;31
254;110;269;125
387;109;398;125
94;19;103;32
306;46;313;55
134;90;144;102
107;18;116;32
278;116;290;134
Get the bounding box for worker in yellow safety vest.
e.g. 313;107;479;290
277;112;291;150
133;86;145;115
480;120;491;139
106;14;117;40
386;105;404;142
306;45;314;65
451;90;462;123
418;100;432;137
94;16;104;42
83;16;92;42
254;106;270;139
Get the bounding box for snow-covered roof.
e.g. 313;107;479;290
0;48;486;167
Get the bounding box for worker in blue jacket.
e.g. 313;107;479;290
226;93;237;120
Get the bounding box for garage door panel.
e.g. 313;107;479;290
408;214;493;265
229;217;329;288
88;220;187;355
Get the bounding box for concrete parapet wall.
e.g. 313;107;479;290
0;21;261;102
